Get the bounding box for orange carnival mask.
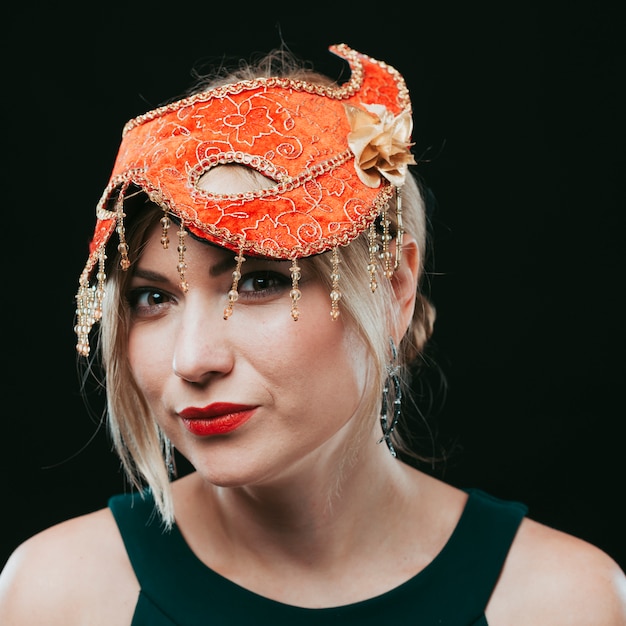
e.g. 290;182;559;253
75;43;416;356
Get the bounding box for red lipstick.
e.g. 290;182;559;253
178;403;256;436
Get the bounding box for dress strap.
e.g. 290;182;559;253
423;488;528;623
109;490;186;625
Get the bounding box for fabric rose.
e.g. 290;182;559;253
345;103;416;188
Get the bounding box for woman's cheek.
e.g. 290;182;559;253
128;324;170;398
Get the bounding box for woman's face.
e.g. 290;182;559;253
125;221;372;488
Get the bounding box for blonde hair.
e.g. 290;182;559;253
88;48;437;526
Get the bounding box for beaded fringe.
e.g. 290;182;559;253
75;187;403;354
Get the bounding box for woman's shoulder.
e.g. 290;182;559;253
488;515;626;625
0;506;138;626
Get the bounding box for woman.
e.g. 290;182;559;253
1;43;624;625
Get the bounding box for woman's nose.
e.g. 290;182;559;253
171;299;234;384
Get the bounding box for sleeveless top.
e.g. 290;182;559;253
109;487;527;625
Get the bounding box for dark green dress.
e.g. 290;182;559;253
109;487;527;625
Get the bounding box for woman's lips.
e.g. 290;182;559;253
178;403;256;436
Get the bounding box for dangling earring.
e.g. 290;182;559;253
378;337;402;457
164;437;177;480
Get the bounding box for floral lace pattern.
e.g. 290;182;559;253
82;44;413;281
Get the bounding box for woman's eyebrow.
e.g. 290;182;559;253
131;257;236;281
209;255;289;277
131;267;166;282
209;255;238;277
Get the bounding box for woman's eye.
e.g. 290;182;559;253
238;271;290;296
126;288;172;314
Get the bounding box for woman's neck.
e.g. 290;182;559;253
176;441;417;564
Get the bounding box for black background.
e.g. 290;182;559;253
3;2;624;570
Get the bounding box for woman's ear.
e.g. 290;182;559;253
390;234;420;341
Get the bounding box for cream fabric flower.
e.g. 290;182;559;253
345;103;416;188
